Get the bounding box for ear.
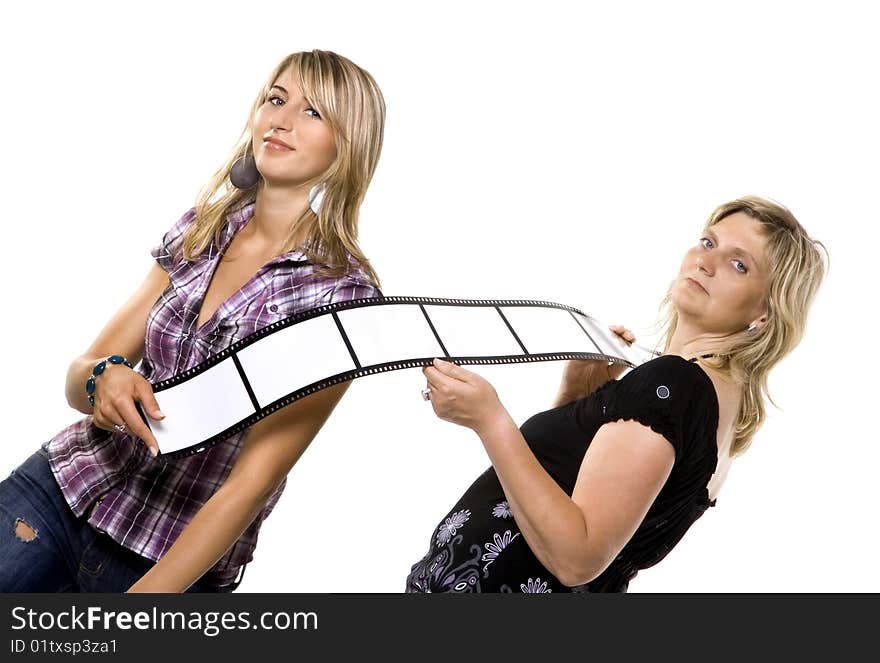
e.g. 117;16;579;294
749;313;769;331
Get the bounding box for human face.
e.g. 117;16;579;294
251;67;337;188
671;211;769;335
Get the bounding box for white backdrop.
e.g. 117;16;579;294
1;0;875;592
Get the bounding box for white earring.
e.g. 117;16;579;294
309;184;325;214
747;323;758;333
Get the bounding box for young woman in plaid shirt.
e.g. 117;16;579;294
0;50;385;592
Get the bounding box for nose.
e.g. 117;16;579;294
268;105;295;134
696;254;714;276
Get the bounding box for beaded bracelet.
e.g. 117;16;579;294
86;354;133;406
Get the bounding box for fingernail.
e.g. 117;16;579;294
150;447;158;457
155;410;165;419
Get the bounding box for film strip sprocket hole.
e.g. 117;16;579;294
144;297;655;459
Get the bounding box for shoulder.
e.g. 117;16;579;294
327;268;382;303
622;355;715;401
150;207;198;271
327;252;382;302
165;207;199;240
604;355;719;460
157;200;252;256
270;260;381;308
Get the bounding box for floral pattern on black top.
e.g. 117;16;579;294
405;356;720;593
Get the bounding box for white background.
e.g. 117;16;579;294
1;1;876;592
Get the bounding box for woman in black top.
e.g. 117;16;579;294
407;196;826;592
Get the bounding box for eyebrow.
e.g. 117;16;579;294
268;85;314;107
705;228;760;268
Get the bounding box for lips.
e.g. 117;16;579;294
686;277;708;294
264;136;293;150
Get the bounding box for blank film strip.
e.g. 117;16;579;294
144;297;655;458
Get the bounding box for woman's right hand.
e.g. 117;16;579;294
91;364;164;456
554;325;636;406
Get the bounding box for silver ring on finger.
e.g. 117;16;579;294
421;387;432;401
114;423;127;433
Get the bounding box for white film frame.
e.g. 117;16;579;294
147;298;651;458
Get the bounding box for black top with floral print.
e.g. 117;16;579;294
405;355;719;593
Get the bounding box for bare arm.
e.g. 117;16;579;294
425;358;674;587
65;262;170;414
126;381;350;593
476;414;673;586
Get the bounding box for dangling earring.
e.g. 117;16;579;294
230;154;261;189
309;183;325;214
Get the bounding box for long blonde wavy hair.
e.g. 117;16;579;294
180;50;385;286
660;196;827;457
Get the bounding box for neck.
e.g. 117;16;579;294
249;182;312;248
665;318;733;360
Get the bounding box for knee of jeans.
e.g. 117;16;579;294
14;518;38;542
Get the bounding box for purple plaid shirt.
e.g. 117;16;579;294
46;200;380;586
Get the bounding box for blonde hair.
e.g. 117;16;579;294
661;196;827;457
181;50;385;286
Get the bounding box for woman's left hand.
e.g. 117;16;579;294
422;358;508;436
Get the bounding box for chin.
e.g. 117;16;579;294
669;282;691;306
669;288;704;320
254;164;294;185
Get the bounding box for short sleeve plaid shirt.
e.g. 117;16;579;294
46;201;380;586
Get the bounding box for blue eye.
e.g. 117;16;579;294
305;107;321;119
268;95;284;107
733;260;748;274
700;237;714;249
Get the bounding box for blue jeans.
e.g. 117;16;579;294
0;447;239;593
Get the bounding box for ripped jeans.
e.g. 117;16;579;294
0;447;239;593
